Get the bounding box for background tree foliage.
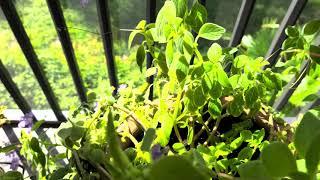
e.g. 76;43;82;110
0;0;319;110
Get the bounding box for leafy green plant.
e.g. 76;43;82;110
239;108;320;180
1;1;320;180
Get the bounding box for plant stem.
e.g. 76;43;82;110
173;90;184;144
204;113;228;146
113;104;146;131
89;161;112;180
289;60;310;89
193;117;213;142
72;150;85;177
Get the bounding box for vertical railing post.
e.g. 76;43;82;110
146;0;157;100
2;126;33;175
96;0;118;95
273;61;309;111
46;0;87;104
228;0;256;48
0;0;66;122
0;59;65;166
264;0;308;69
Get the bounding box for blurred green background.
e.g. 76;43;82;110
0;0;319;111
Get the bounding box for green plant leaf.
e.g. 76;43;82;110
214;64;231;89
215;142;232;157
70;126;85;141
216;159;229;172
233;55;249;69
285;26;299;37
136;45;146;72
1;171;23;180
240;130;252;141
244;86;259;108
141;128;156;152
185;1;207;32
173;143;186;154
209;80;222;99
166;39;174;67
87;91;97;103
107;110;131;170
150;156;209;180
294;110;320;157
201;72;212;94
146;67;157;77
89;148;106;164
124;148;137;162
238;160;272;180
49;167;70;180
305;131;320;176
156;113;174;146
155;1;176;42
193;86;206;107
288;172;310;180
261;142;297;177
156;51;169;74
208;98;222;118
310;45;320;64
185;89;198;112
57;127;72;141
230;136;243;151
37;152;46;168
187;125;194;145
128;20;146;48
191;65;204;80
303;19;320;35
183;149;214;178
183;30;195;61
31;120;45;131
202;63;223;98
207;43;222;62
30;137;42;153
296;159;307;173
251;129;265;147
198;23;225;41
175;55;189;83
128;30;140;49
0;144;18;153
227;93;244;117
173;0;187;18
282;37;297;50
238;147;253;160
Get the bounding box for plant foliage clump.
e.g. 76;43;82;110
1;0;320;180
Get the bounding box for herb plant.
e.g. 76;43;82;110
1;0;320;180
